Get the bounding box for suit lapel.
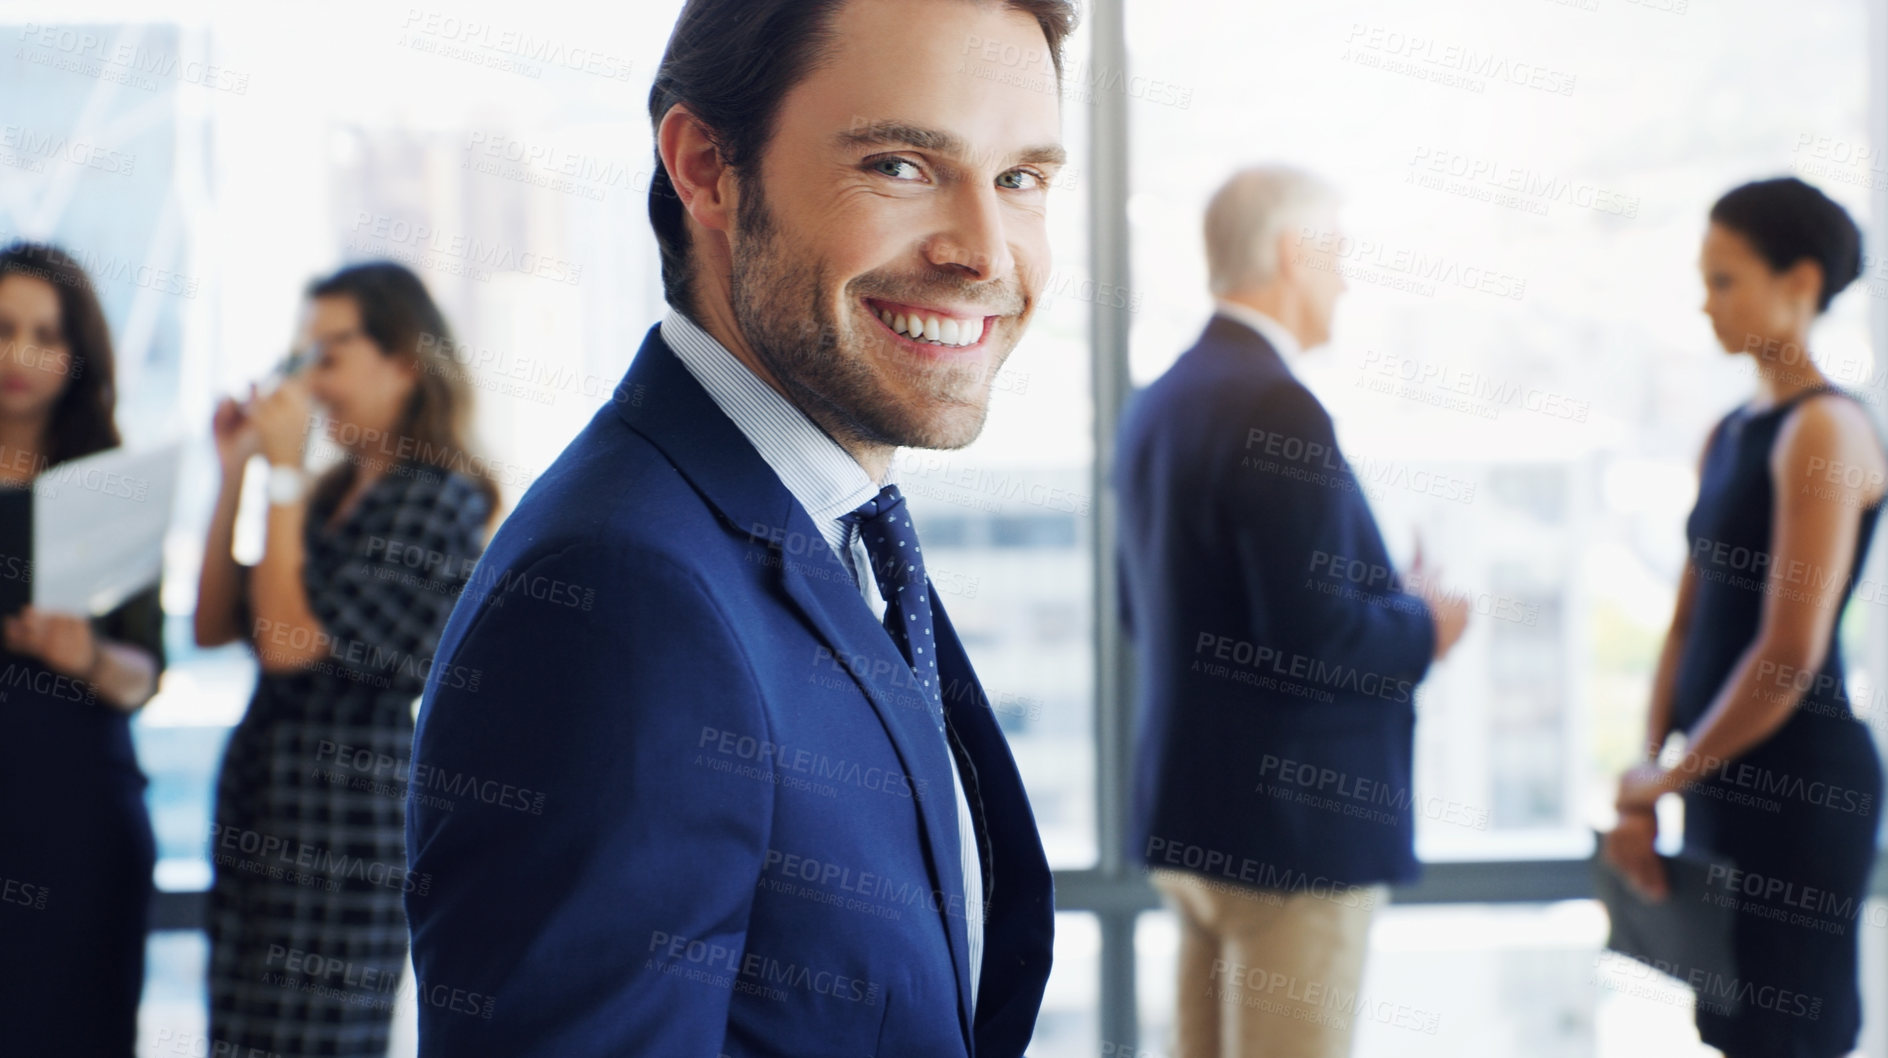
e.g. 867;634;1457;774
615;326;978;1049
772;559;979;1046
933;597;1054;1055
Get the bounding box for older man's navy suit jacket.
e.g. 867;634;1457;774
1114;315;1436;890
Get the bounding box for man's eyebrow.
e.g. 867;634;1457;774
836;120;1068;169
1013;142;1069;168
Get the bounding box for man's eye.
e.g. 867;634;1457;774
997;168;1045;191
873;158;923;181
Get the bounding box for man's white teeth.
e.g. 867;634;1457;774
876;307;984;347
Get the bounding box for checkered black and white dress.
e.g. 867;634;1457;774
208;462;490;1056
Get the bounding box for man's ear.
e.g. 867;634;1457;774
1271;227;1303;285
658;104;739;242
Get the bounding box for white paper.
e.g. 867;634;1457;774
30;442;182;616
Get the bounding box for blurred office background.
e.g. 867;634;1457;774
4;0;1887;1054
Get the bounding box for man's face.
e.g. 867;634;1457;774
1294;214;1347;350
728;0;1065;451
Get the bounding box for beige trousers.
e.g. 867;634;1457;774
1151;868;1386;1058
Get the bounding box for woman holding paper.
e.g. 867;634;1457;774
194;261;495;1055
1605;178;1883;1058
0;242;165;1056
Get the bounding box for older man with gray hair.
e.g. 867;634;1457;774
1113;165;1469;1057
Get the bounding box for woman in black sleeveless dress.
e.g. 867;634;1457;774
0;243;166;1055
1606;178;1883;1058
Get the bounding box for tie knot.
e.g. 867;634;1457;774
843;483;907;526
845;483;925;598
841;482;942;723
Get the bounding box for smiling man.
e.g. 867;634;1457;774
403;1;1073;1056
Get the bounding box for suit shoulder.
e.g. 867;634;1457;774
480;421;727;583
1130;350;1327;439
1246;376;1333;432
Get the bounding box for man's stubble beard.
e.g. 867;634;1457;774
726;178;1019;453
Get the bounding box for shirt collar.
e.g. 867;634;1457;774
1213;300;1302;360
660;308;883;557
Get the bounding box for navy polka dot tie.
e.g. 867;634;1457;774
842;484;945;731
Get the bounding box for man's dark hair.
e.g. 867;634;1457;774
1710;177;1864;314
647;0;1078;316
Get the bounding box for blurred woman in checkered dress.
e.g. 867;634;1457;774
194;261;497;1055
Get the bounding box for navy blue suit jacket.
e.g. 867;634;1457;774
405;326;1053;1057
1114;316;1435;888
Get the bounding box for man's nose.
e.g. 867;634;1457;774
923;184;1015;281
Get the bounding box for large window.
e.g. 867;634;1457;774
4;0;1886;1054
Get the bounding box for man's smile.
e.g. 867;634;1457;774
862;296;994;352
